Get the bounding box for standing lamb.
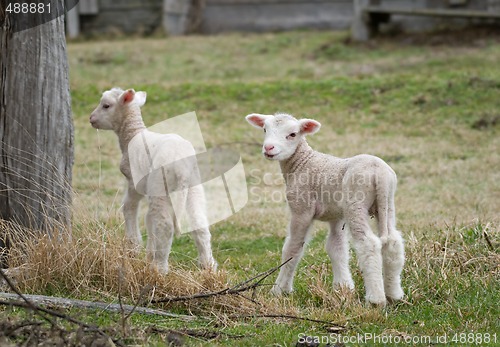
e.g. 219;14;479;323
246;113;404;306
90;88;217;273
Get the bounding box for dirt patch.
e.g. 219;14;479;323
471;114;500;130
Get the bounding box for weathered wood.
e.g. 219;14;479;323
66;4;80;39
79;0;99;14
0;1;74;234
0;292;195;320
163;0;191;35
207;0;341;4
163;0;206;35
352;1;500;41
365;5;500;18
202;0;353;33
352;0;372;41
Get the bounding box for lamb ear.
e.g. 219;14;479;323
135;91;147;107
246;113;272;129
120;89;136;104
299;119;321;135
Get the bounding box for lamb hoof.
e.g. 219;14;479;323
367;300;387;308
333;279;355;291
386;289;405;304
200;259;218;272
209;261;218;272
366;294;387;307
270;285;282;296
270;285;292;296
126;242;142;256
385;287;405;301
153;263;169;274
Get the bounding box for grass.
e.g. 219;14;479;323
1;28;499;346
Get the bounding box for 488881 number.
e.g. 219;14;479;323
6;2;51;14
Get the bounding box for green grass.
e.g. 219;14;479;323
2;29;499;346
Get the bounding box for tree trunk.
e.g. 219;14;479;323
0;1;74;241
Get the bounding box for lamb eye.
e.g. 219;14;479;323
103;104;110;109
289;132;296;138
263;128;266;133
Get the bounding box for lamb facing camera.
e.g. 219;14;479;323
246;112;405;306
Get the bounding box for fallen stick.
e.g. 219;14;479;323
483;229;494;251
0;291;194;321
0;268;125;347
227;313;345;327
151;258;292;304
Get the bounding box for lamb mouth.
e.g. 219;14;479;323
264;153;277;159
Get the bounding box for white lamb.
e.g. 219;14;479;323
90;88;217;273
246;113;404;306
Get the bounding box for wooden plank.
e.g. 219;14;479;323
164;0;191;14
352;0;372;41
79;0;99;14
66;5;80;38
364;6;500;18
98;4;162;11
207;0;349;5
203;0;353;33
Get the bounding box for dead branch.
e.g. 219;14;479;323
125;284;152;320
0;298;122;345
151;258;292;304
227;313;346;327
0;267;56;326
0;268;125;346
0;291;194;320
483;229;494;251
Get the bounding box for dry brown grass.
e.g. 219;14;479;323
2;211;302;320
1;200;497;346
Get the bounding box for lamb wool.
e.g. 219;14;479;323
246;113;405;306
90;88;217;273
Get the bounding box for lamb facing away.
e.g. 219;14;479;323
246;113;404;306
90;88;217;273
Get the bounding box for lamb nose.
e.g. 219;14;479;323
264;145;274;152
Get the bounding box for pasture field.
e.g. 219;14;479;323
1;28;499;346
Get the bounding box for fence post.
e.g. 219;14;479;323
352;0;372;41
163;0;191;35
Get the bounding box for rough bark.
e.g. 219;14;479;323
0;1;74;237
